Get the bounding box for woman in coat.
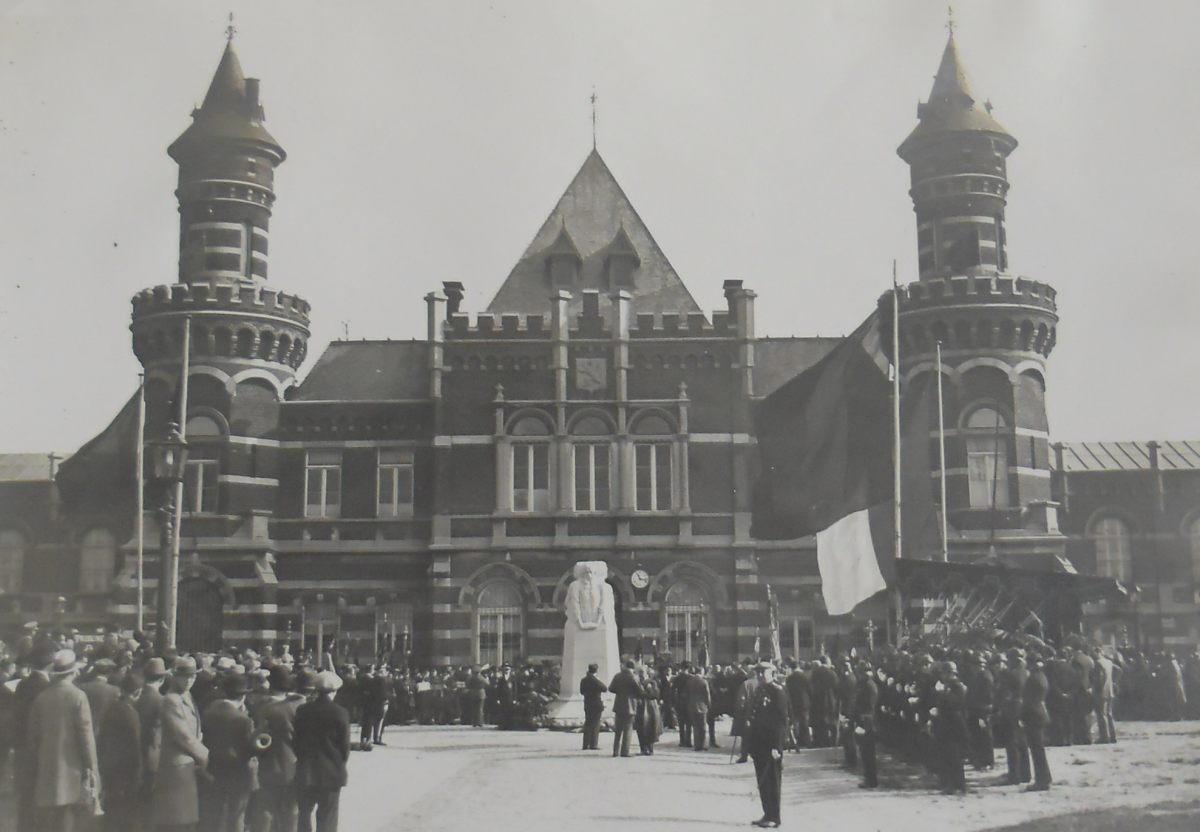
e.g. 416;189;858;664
28;649;98;832
149;656;210;830
635;669;663;756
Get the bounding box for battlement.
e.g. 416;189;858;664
896;275;1057;316
443;308;737;340
131;280;311;328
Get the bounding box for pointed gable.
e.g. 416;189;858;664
486;149;702;320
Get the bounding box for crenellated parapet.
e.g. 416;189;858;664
130;280;310;371
891;274;1057;365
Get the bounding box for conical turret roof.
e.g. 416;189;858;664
898;34;1015;159
168;43;284;162
487;149;701;319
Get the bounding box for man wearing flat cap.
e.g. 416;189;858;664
744;662;788;828
295;671;350;832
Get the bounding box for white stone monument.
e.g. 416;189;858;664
547;560;620;725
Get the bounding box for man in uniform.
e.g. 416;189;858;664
744;662;788;828
996;648;1031;786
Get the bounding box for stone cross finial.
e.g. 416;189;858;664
226;12;237;43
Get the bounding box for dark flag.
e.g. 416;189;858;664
56;389;142;511
752;310;940;615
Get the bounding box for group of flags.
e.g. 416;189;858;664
751;302;942;616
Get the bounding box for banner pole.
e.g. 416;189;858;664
136;375;146;634
936;341;949;562
892;262;903;646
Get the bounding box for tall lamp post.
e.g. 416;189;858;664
149;422;188;653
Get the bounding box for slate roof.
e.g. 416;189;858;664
752;337;842;398
168;43;284;161
1052;441;1200;473
486;149;702;321
289;341;429;402
0;453;70;482
898;34;1014;158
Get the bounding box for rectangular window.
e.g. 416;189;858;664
635;443;672;512
967;438;1010;508
183;449;219;514
779;617;816;659
305;449;342;519
512;443;550;513
377;448;414;518
573;443;610;513
478;611;522;666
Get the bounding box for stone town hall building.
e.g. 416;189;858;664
2;35;1198;664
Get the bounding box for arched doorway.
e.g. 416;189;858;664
177;578;224;653
476;580;524;666
662;580;710;665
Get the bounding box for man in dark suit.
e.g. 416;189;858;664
12;645;53;832
672;664;692;747
295;671;351;832
852;661;879;789
808;657;839;748
684;665;712;751
579;663;608;751
200;673;261;832
996;649;1031;786
250;664;304;832
1021;652;1053;791
608;660;643;758
744;662;788;828
785;664;811;750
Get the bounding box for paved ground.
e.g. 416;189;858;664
338;718;1200;832
2;718;1197;831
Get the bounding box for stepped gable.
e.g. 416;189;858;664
753;337;841;398
290;341;429;401
486;149;702;321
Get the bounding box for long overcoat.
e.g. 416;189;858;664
294;693;351;790
149;689;209;826
28;678;98;808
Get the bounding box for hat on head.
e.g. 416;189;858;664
314;671;343;693
223;674;250;698
50;649;85;677
173;656;199;676
23;621;38;631
587;663;599;673
624;659;636;669
216;656;236;671
757;661;776;672
93;658;118;674
121;672;145;696
142;657;168;680
295;668;317;691
268;665;293;692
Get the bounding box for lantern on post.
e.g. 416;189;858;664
147;421;188;653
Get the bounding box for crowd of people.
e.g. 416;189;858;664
1;619;1198;831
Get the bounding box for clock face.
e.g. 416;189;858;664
631;569;649;589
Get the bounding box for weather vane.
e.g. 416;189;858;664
226;12;237;43
946;7;956;37
590;89;598;149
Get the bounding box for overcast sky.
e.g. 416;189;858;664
1;0;1198;455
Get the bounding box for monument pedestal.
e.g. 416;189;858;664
546;693;613;728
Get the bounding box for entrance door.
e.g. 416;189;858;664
177;578;224;653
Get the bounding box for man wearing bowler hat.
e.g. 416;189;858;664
28;649;98;832
201;673;261;832
149;656;210;830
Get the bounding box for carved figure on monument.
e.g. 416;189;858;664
555;561;621;718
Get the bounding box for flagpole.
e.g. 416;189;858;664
136;374;146;634
167;317;191;650
892;262;903;647
936;342;949;562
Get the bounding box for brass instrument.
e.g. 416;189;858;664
253;732;272;752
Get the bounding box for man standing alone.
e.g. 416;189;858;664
579;663;607;751
744;663;788;828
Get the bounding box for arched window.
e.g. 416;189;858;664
1094;516;1133;583
79;528;117;592
570;416;612;513
663;580;710;665
0;530;25;593
633;415;674;513
964;407;1010;508
510;416;551;513
477;581;523;666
